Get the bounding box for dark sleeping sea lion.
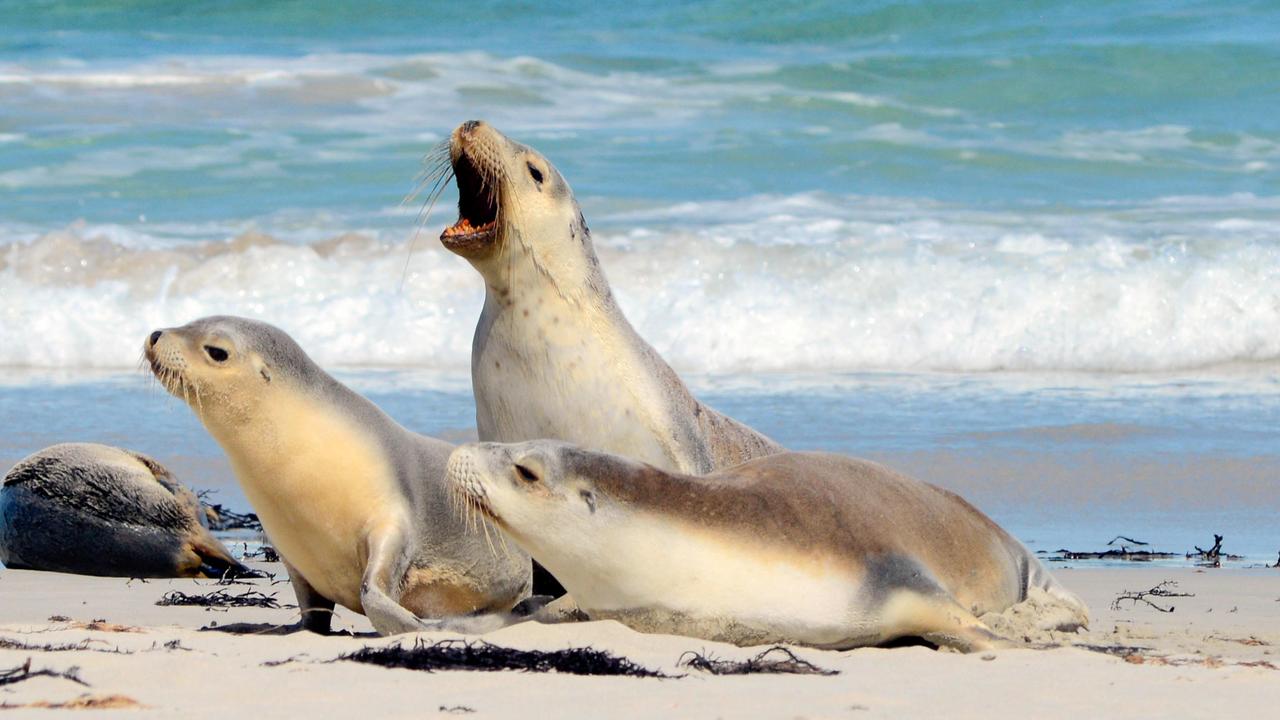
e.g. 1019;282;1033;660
0;443;245;578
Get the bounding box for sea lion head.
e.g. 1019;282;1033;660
440;121;595;291
446;440;616;555
144;315;320;427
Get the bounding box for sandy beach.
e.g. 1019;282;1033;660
1;564;1277;718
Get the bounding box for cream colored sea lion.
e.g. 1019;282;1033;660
145;316;530;635
447;440;1089;651
0;443;246;578
439;120;781;476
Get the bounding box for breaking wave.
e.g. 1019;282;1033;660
3;193;1279;373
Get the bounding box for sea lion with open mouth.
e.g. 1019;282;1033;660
439;120;782;476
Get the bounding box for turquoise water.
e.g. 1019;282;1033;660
1;369;1277;563
3;0;1277;226
1;1;1279;371
0;2;1278;561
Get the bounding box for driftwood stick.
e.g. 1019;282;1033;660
1193;534;1224;559
0;659;90;688
1107;535;1149;548
1111;580;1194;613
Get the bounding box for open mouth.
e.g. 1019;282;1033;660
440;151;498;250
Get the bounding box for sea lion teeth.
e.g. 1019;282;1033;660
442;217;496;237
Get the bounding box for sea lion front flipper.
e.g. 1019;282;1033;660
886;592;1013;653
361;525;431;635
399;596;575;635
284;559;336;635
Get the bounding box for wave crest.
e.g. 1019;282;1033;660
3;195;1280;373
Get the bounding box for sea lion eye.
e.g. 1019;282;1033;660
514;464;539;483
580;490;596;513
204;345;229;362
527;163;543;184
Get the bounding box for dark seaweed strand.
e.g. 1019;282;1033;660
0;659;90;687
155;589;285;609
198;498;263;532
678;646;839;676
0;637;131;655
337;639;670;678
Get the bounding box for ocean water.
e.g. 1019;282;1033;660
1;2;1278;563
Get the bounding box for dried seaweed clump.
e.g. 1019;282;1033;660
241;544;280;562
156;589;284;609
197;492;262;532
337;639;668;678
678;646;839;676
0;637;130;655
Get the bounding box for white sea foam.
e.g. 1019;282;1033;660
2;194;1279;373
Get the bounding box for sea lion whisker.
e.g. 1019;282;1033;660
138;353;160;395
405;162;453;211
457;493;471;532
192;381;205;418
415;169;454;228
399;168;455;292
407;155;447;192
447;483;473;532
403;140;453;207
478;509;498;559
492;520;511;557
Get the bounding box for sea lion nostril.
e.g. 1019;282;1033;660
460;120;481;134
149;330;163;347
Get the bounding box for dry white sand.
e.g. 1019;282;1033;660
1;564;1277;718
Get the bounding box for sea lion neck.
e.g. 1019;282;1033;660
475;219;618;312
